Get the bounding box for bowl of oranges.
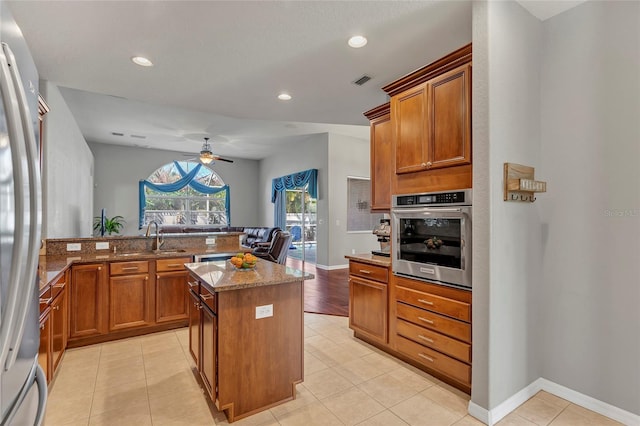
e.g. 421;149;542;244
229;252;258;271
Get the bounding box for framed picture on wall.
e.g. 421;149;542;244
347;176;384;232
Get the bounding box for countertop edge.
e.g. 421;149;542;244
344;253;391;268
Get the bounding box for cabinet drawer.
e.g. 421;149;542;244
39;286;52;313
396;335;470;386
199;285;216;313
396;319;470;363
51;275;66;300
396;285;470;322
397;302;471;343
157;257;191;272
349;262;388;283
110;261;149;276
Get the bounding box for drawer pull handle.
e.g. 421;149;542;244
201;294;214;301
359;270;371;274
418;335;434;343
53;282;66;289
39;297;52;305
418;353;434;363
417;298;434;306
188;281;198;288
418;316;434;325
166;263;182;268
121;267;139;271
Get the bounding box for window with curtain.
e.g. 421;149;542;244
139;161;229;228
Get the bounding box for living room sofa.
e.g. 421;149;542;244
158;225;280;249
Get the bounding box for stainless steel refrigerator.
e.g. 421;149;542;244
0;9;47;425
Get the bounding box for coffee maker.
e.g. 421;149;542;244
371;218;391;257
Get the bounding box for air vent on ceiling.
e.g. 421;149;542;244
111;132;124;136
130;134;147;139
353;75;372;86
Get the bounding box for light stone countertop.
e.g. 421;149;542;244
185;259;314;293
344;253;392;268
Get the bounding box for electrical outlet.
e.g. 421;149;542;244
205;237;217;245
351;249;356;254
66;243;81;251
255;304;273;319
96;242;109;250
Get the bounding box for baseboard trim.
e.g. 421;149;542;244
468;377;639;426
537;378;640;426
315;263;348;271
468;378;542;425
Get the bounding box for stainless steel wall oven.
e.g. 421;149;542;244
391;189;472;289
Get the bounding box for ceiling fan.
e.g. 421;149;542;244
184;137;234;164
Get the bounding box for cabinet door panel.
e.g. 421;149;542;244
70;264;107;338
109;274;151;331
156;271;189;323
349;276;387;344
429;64;471;169
50;287;67;373
38;311;50;383
188;289;200;367
200;304;216;400
393;84;429;174
370;112;392;210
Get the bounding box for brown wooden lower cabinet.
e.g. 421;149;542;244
347;258;472;394
69;263;108;339
67;257;190;348
349;276;388;345
156;270;189;323
109;273;152;331
37;308;50;382
188;289;201;368
50;281;67;373
188;272;303;423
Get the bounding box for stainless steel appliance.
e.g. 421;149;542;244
371;218;391;257
391;189;472;289
0;7;47;423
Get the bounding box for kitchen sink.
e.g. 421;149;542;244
156;249;187;254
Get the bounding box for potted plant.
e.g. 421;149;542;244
93;215;126;236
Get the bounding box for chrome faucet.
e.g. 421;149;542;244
145;220;164;252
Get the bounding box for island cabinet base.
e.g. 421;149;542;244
216;281;304;423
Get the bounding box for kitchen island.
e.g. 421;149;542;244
184;259;313;423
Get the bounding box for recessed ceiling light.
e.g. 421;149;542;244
348;35;367;48
131;56;153;67
278;93;292;101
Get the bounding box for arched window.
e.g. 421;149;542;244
138;161;230;228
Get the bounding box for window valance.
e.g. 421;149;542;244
271;169;318;203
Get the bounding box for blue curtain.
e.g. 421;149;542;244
139;161;230;228
271;169;318;230
274;191;286;230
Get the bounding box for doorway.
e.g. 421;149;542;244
284;186;316;264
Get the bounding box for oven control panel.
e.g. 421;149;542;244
394;189;471;207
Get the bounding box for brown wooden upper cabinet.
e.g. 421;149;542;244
364;103;392;211
391;62;471;175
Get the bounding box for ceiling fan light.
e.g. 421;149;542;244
200;152;214;164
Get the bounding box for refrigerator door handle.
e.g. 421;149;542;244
33;364;47;426
1;42;42;371
0;42;29;368
0;363;47;426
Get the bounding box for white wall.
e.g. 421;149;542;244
539;1;640;415
89;142;260;236
471;0;544;411
472;0;640;420
327;133;379;267
258;133;330;265
41;81;94;238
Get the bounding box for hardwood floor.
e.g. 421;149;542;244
286;258;349;317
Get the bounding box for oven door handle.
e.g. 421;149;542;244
392;207;464;214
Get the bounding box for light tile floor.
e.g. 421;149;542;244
45;313;623;426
